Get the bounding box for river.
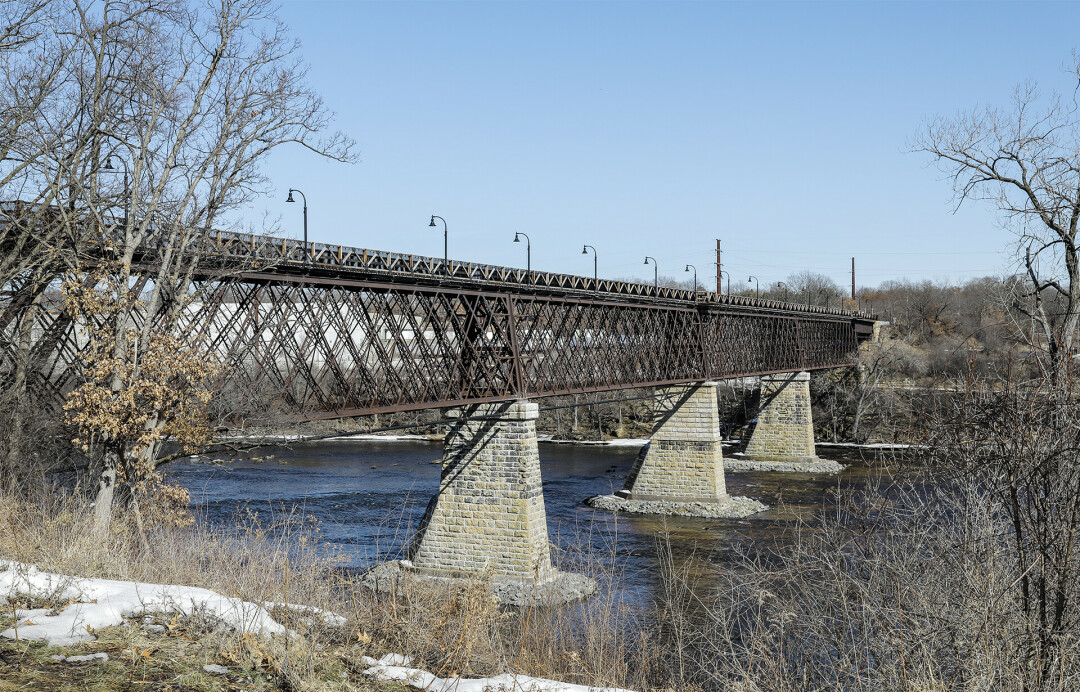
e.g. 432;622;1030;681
166;440;904;604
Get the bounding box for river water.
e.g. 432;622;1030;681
167;440;902;604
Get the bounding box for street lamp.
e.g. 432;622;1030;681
429;215;447;275
748;275;759;298
104;156;129;224
777;281;789;301
103;156;129;196
286;188;308;263
514;231;531;281
644;256;657;291
685;264;698;298
719;270;731;296
582;244;597;282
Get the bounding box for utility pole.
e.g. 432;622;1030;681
851;257;856;300
715;239;722;294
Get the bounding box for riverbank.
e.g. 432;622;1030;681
0;489;654;691
0;559;631;692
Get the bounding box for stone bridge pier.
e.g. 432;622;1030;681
365;400;596;606
586;381;766;518
737;371;843;473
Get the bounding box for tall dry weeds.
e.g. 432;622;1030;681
648;472;1080;691
0;489;659;690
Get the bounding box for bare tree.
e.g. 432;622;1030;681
784;270;842;307
916;55;1080;378
1;0;354;529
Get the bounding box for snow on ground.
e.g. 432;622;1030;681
815;441;916;449
214;432;438;444
0;559;286;646
261;600;347;628
324;433;436;442
360;653;637;692
537;436;648;447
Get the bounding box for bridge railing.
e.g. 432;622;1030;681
203;229;874;319
0;203;874;319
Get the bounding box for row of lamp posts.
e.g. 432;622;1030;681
280;202;831;306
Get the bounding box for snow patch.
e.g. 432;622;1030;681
539;437;649;447
359;653;636;692
0;559;286;646
51;652;109;663
261;600;347;628
815;441;916;449
328;433;435;442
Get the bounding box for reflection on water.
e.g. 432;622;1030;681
166;440;908;605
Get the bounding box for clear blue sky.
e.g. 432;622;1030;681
250;0;1080;293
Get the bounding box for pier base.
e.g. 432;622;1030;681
586;382;765;518
367;400;595;606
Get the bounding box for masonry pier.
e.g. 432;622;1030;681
365;400;596;605
586;382;766;518
737;371;843;473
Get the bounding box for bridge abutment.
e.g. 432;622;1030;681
586;382;766;518
366;400;595;605
737;371;842;472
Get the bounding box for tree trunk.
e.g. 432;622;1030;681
93;445;121;534
3;300;36;485
1057;245;1080;380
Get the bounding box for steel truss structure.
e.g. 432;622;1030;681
1;226;876;420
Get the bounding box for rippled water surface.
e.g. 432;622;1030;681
167;440;906;603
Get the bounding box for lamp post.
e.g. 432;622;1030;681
103;156;129;196
719;270;730;296
513;231;531;280
582;244;597;282
644;256;657;291
286;188;308;263
429;215;447;275
777;281;789;301
685;264;698;299
103;156;129;224
748;275;759;298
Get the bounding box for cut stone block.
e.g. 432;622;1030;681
743;371;821;463
617;382;728;503
394;400;595;605
586;382;765;518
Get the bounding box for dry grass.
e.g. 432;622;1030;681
0;489;654;691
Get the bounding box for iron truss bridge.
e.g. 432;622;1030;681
2;227;877;420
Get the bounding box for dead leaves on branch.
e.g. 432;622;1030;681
61;268;218;525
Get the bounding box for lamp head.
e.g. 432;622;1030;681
685;265;690;272
429;215;436;227
514;233;520;243
582;245;588;255
104;157;114;170
748;275;753;281
286;190;295;203
644;257;649;265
